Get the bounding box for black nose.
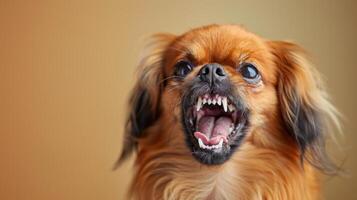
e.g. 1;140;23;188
198;63;227;85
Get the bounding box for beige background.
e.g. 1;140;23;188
0;0;356;199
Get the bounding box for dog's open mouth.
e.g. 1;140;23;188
188;93;244;152
182;88;249;164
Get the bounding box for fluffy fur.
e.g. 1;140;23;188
116;25;340;200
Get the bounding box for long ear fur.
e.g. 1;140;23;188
268;41;341;174
114;34;176;168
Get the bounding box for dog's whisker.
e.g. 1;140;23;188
159;76;181;85
166;85;181;94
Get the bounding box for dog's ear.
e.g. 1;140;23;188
114;34;176;168
268;41;340;174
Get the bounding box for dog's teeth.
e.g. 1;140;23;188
198;138;205;149
196;97;202;111
235;123;240;130
198;137;224;150
218;139;223;148
208;99;212;105
222;97;228;112
212;99;216;105
217;97;222;105
228;104;235;112
203;98;207;105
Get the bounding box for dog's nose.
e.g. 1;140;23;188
198;63;227;85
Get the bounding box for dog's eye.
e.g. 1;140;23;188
174;61;193;77
239;63;261;83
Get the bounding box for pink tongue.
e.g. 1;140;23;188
194;116;232;145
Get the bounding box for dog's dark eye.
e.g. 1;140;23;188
174;61;193;77
239;63;261;83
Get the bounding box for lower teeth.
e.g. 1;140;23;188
198;138;224;150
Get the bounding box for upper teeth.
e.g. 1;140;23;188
196;95;235;112
222;97;228;112
217;96;222;105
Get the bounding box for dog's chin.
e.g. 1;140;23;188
182;92;250;165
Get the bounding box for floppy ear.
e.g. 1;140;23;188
268;41;340;174
114;34;176;168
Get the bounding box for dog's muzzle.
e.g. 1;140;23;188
181;63;249;165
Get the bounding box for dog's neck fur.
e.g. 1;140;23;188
129;119;320;200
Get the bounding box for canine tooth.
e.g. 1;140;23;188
229;127;233;133
208;99;212;105
228;104;235;112
196;97;202;111
198;138;205;149
218;139;223;148
222;97;228;112
237;123;243;130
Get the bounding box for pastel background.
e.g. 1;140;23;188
1;0;356;199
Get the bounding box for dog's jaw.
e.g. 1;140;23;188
181;86;250;165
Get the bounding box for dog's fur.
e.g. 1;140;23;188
116;25;340;200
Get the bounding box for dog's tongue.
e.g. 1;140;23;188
194;116;231;145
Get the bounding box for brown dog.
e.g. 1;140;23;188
116;24;340;200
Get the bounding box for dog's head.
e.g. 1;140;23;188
117;25;339;172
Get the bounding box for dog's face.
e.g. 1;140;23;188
160;26;278;164
117;25;338;172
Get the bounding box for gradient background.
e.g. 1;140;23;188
1;0;356;199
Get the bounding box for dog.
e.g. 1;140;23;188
116;24;340;200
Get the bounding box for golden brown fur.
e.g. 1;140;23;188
117;25;340;200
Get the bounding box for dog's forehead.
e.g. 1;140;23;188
161;25;277;84
174;25;268;61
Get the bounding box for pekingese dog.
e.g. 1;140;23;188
116;24;340;200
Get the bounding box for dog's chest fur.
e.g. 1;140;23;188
134;149;240;200
131;139;319;200
160;159;240;200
